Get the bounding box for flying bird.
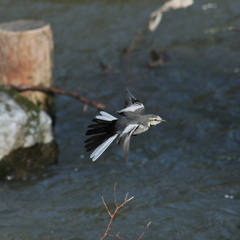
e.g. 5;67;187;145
85;89;166;161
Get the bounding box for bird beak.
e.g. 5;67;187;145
161;119;167;122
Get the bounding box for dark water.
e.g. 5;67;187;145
0;0;240;239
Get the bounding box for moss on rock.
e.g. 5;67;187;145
0;141;58;181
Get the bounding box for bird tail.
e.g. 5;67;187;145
85;111;118;161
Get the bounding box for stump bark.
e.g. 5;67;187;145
0;19;54;110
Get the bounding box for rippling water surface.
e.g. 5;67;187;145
0;0;240;239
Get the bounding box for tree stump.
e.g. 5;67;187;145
0;19;54;110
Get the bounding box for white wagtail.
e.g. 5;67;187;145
85;89;166;161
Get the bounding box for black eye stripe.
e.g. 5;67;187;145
149;118;160;122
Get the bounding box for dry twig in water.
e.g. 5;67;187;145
3;84;105;111
124;0;194;53
148;0;194;32
100;183;151;240
229;27;240;33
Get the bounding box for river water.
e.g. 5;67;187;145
0;0;240;239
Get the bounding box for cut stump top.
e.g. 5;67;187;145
0;19;47;32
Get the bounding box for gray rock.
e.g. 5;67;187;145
0;91;53;160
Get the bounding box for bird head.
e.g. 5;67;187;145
148;115;166;126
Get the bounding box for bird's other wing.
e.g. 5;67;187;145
116;88;145;115
117;124;139;162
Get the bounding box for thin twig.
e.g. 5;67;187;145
125;192;129;202
229;27;240;33
123;29;146;54
106;234;126;240
3;84;105;110
138;221;151;240
114;183;118;207
117;196;134;209
102;196;112;217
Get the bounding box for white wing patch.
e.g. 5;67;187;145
90;134;118;161
95;111;117;121
117;103;144;114
120;124;139;137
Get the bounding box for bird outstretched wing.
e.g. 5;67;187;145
117;124;139;162
116;88;145;115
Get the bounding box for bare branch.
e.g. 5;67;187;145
100;184;149;240
100;183;134;240
3;84;105;110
